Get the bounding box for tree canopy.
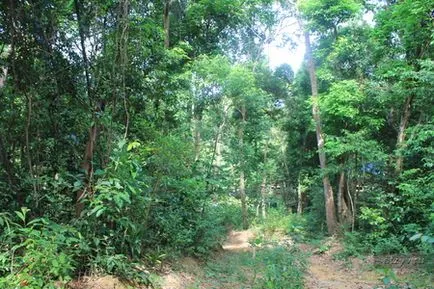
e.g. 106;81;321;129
0;0;433;287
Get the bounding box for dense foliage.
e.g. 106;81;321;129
0;0;432;287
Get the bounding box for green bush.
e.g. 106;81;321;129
212;197;245;230
81;138;233;264
260;208;290;234
0;208;82;288
192;200;245;256
255;247;306;289
90;254;150;285
373;235;408;255
255;208;308;242
339;231;372;258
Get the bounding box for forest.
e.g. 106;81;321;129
0;0;433;288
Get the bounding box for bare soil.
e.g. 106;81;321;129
300;240;381;289
68;275;136;289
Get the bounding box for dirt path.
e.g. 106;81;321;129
301;242;381;289
160;232;386;289
301;240;433;289
70;231;429;289
161;230;254;289
221;229;254;252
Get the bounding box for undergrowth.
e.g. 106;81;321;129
199;246;306;289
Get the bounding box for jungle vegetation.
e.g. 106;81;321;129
0;0;432;287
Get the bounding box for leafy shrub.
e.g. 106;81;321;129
304;183;327;234
79;140;150;261
192;202;237;256
339;231;372;258
90;254;150;285
79;137;232;269
285;214;309;241
258;208;291;236
341;231;407;257
255;208;308;242
212;197;245;230
373;235;408;255
255;246;306;289
0;208;82;288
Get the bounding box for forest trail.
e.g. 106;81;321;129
221;229;254;252
161;229;255;289
160;231;385;289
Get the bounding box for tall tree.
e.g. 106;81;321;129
303;27;337;234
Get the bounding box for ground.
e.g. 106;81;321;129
70;230;431;289
69;275;133;289
158;230;391;289
301;241;380;289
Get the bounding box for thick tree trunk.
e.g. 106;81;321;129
337;170;350;224
304;30;338;235
395;95;413;174
337;170;344;219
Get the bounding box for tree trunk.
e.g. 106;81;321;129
163;0;171;48
74;0;91;100
260;141;269;219
25;94;38;208
337;170;350;224
260;176;267;219
240;169;248;229
0;134;14;188
208;103;229;173
194;114;202;161
0;65;17;194
0;66;7;87
74;0;98;216
304;29;338;235
395;95;413;174
239;105;248;230
76;124;98;216
297;173;303;215
346;171;355;232
117;0;130;138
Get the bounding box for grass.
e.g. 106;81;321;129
193;245;306;289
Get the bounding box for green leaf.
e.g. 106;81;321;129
127;141;141;151
409;233;422;241
89;205;106;218
15;207;29;223
95;208;105;218
73;180;83;192
94;169;105;176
